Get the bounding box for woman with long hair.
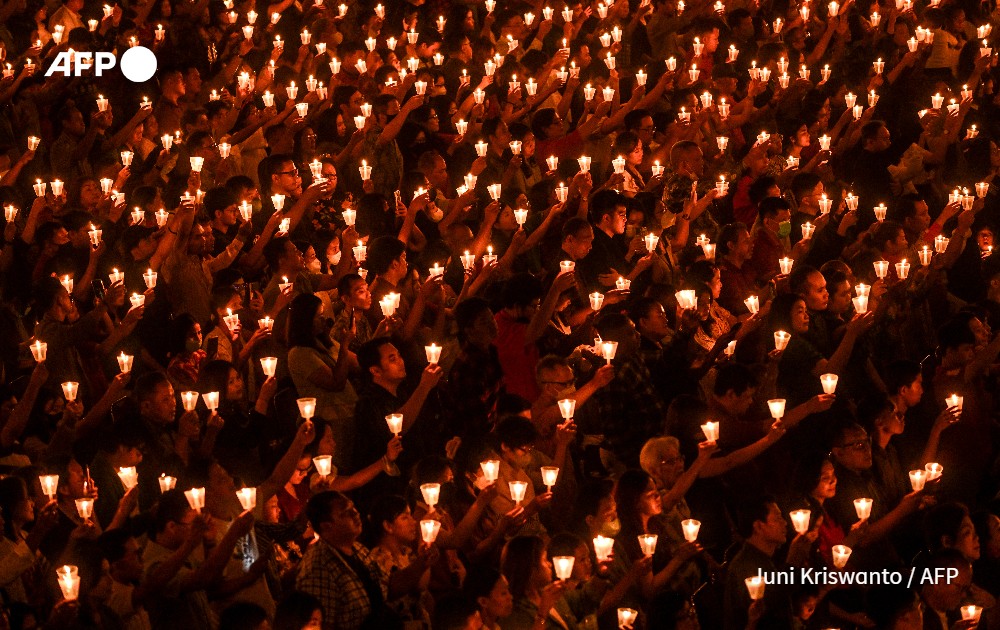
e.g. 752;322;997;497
286;293;357;469
500;535;576;629
165;313;207;388
614;469;703;600
197;359;276;485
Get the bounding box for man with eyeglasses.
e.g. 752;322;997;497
827;422;927;571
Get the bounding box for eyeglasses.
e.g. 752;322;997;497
276;169;300;178
836;437;871;451
540;378;575;387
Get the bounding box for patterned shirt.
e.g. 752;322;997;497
296;540;387;630
588;353;666;467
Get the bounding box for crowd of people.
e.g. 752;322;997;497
3;0;1000;627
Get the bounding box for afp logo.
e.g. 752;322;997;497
45;46;157;82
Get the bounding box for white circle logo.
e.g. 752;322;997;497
119;46;157;82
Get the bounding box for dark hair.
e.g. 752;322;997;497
788;265;822;297
432;595;481;630
287;293;323;349
717;222;748;258
357;337;396;378
938;317;977;351
495;415;538;450
792;454;833;499
768;292;805;334
152;489;194;536
614;469;653;547
367;236;407;276
883;360;921;396
749;176;779;206
573;479;615;522
463;565;505;602
274;591;323;630
0;477;29;540
501;536;547;600
736;495;778;538
561;217;592;241
758;196;791;219
204;186;237;218
455;297;493;344
923;502;972;553
589;190;627;225
199;360;239;408
366;494;410;544
134;371;172;406
219;603;268;630
712;362;757;396
856;393;895;434
501;273;543;310
305;490;350;531
263;236;292;272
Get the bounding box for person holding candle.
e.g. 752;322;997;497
531;355;614;458
498;535;574;630
196;360;277;485
589;313;667;465
662;141;721;242
789;455;868;569
0;476;62;603
353;338;443;503
287;293;360;467
577;190;652;291
203;285;271;365
826;422;929;570
724;496;814;629
489;417;553;539
768;293;872;407
928;316;1000;504
89;430;145;528
448;298;504;440
297;490;396;630
367;494;439;627
747;197;796;286
716;223;764;315
142;489;256;629
615;469;704;599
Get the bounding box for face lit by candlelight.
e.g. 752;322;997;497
799;271;829;312
828;279;853;315
639;479;663;517
789;298;810;334
757;502;788;545
811;460;837;500
831;426;873;472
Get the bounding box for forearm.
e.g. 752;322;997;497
398;385;432;431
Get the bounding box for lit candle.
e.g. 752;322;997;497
675;289;698;310
853;295;869;314
480;459;500;483
509;480;528;505
638;533;659;556
425;343;442;365
590;292;605;311
236;487;256;511
681;519;701;542
909;469;926;491
260;356;277;376
143;269;157;289
156;474;175;493
767;398;786;419
925;462;943;481
297;397;316;419
895;260;910;280
313;455;333;477
181;391;199;412
553;556;575;580
962;606;983;624
202;392;219;411
39;474;59;499
618;608;639;629
701;421;719;443
129;292;145;309
184;487;206;513
541;466;559;491
853;497;873;520
385;413;403;435
745;576;765;600
744;295;760;314
832;544;852;568
774;331;791;351
789;509;811;534
420;519;441;544
644;232;660;253
61;381;79;402
56;566;80;601
117;466;138;490
593;535;615;562
820;373;838;394
945;394;963;411
616;277;631;291
75;497;94;520
873;260;889;280
31;340;47;362
601;341;618;365
558;398;576;421
117;351;133;374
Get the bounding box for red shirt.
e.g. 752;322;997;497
494;310;540;403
